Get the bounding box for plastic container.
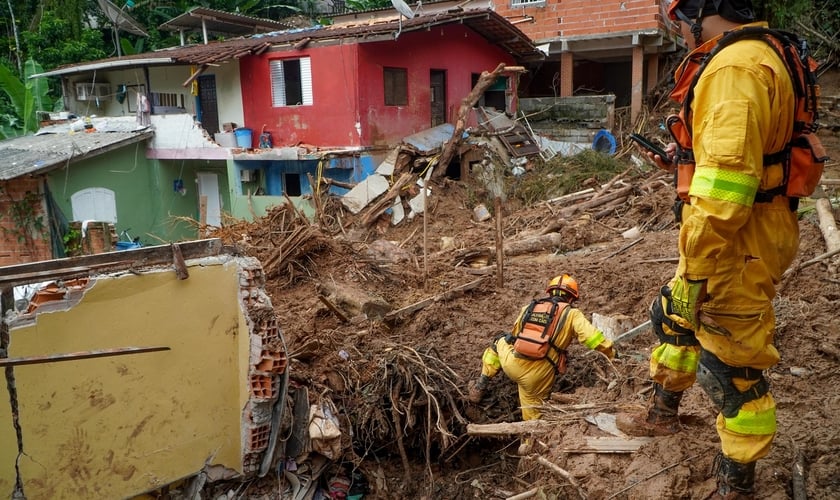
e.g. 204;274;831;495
116;241;142;251
214;132;237;147
234;128;253;148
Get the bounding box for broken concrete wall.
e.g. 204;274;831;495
0;244;286;498
519;95;616;144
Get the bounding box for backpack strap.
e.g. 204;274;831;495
542;302;572;370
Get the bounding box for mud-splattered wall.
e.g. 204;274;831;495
0;250;286;498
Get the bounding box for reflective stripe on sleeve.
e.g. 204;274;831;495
584;330;606;350
482;346;501;370
690;166;759;206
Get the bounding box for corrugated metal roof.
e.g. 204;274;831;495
158;7;292;37
31;8;542;78
402;124;456;153
0;129;154;181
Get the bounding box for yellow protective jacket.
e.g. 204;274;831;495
486;301;613;420
676;22;799;369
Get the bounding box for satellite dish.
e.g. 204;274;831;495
96;0;149;37
391;0;415;20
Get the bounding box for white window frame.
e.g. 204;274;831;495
270;57;313;107
511;0;544;6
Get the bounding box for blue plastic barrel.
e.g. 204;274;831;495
234;128;253;148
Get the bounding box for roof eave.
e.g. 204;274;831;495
29;58;175;79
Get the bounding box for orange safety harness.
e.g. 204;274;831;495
666;26;828;207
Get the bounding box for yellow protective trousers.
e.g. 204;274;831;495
481;337;556;421
666;197;796;463
650;310;778;463
663;29;799;464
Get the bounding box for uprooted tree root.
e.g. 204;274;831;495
207;201;335;287
348;342;468;484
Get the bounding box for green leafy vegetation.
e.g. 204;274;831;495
0;59;57;138
511;150;628;207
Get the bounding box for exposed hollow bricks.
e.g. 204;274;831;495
237;257;289;477
256;350;287;374
255;318;280;343
242;452;261;474
249;373;280;400
245;423;272;453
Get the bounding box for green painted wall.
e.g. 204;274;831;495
155;159;230;239
47;145;230;244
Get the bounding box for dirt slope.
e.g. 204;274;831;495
207;75;840;500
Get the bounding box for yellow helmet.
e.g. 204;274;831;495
546;274;579;300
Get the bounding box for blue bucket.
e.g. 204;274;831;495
234;128;253;148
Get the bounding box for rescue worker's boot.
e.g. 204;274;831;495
708;454;756;499
467;374;490;403
615;383;683;437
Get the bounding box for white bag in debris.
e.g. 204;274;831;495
308;402;342;460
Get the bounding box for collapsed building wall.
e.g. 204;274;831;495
0;240;287;498
519;95;616;148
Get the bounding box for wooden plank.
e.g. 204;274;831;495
0;239;223;288
199;195;208;234
560;436;654;454
466;420;551;436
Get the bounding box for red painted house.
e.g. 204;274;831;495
238;9;542;148
27;6;542;226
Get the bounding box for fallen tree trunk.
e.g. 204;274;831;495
560;185;635;217
453;233;564;264
385;277;487;322
436;63;524;177
504;232;564;256
816;197;840;252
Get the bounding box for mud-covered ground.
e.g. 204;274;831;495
207;72;840;500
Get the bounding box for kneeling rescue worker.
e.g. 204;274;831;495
468;274;616;452
616;0;823;498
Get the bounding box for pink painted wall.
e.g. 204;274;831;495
239;24;515;148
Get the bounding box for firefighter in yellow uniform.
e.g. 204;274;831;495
468;275;616;428
616;0;804;497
